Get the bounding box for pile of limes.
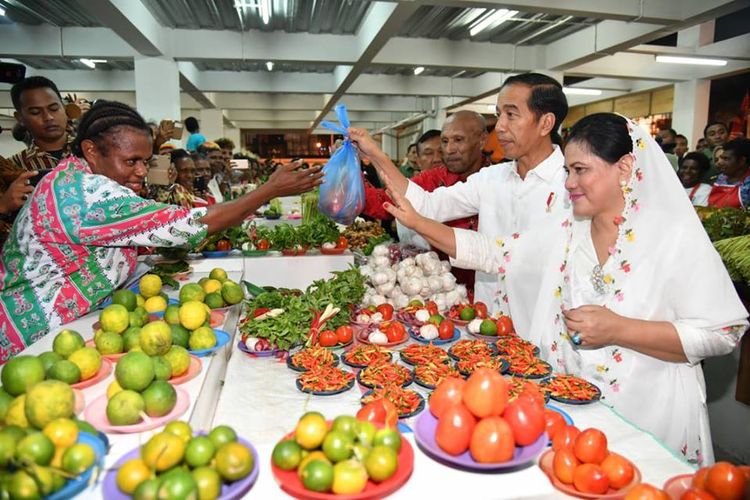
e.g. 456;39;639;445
181;268;244;311
272;412;402;495
115;421;253;499
105;351;184;425
25;329;102;386
0;418;98;499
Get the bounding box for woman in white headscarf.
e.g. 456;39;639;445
382;113;748;465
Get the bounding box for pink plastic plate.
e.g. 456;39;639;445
71;358;113;390
83;387;190;434
84;339;126;361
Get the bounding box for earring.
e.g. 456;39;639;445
619;180;627;187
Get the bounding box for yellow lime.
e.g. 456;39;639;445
189;327;216;351
67;347;102;380
141;432;186;472
5;396;28;428
100;304;130;334
201;279;222;295
163;304;180;325
43;418;78;448
164;421;193;443
116;458;152;495
179;283;205;304
139;274;162;298
221;281;244;305
179;301;208;330
52;330;85;358
61;443;96;474
163;346;190;377
136;295;145;308
25;380;75;429
139;320;172;356
208;268;228;283
144;296;167;314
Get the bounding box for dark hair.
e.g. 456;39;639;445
416;130;441;154
566;113;632;164
659;127;677;137
703;121;727;137
72;100;150;156
190;152;207;162
170;148;191;165
12;123;31;145
500;73;568;146
407;143;417;152
675;134;687;142
723;138;750;165
184;116;199;133
681;152;710;173
215;137;235;150
10;76;63;111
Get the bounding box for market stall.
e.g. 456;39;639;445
2;247;707;500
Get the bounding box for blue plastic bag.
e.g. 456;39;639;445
318;104;365;225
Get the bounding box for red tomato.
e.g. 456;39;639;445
462;368;508;419
681;488;717;500
384;322;406;342
601;453;635;489
705;462;747;500
438;319;455;340
469;416;514;463
474;302;488;319
574;428;608;464
429;378;465;418
693;467;710;490
257;239;270;250
318;330;338;347
517;381;546;408
503;397;546;446
335;325;353;344
574;464;610;494
435;403;476;456
544;409;567;442
336;236;348;248
553;448;580;484
376;303;394;321
425;301;439;316
552;425;581;452
495;315;514;335
739;465;750;481
252;307;270;318
356;398;399;428
624;484;669;500
216;239;231;251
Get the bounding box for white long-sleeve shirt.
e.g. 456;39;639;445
406;146;569;338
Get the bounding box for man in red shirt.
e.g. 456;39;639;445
362;110;488;291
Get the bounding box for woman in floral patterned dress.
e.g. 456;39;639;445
382;113;747;465
0;101;322;360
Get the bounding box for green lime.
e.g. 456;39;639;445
331;415;357;439
0;434;16;467
0;388;15;422
191;466;221;500
353;420;376;447
52;330;85;358
207;425;237;449
163;305;181;326
373;428;402;453
214;442;253;481
150;356;172;381
38;352;63;373
204;292;225;310
122;327;142;351
459;307;476;321
428;314;443;325
61;443;96;474
169;325;190;348
1;355;45;396
47;359;82;384
8;470;40;500
184;436;216;468
271;439;303;471
15;433;55;466
407;299;424;307
322;431;353;463
0;426;27;444
113;289;138;312
132;478;159;500
156;469;197;500
301;459;334;493
95;331;124;355
141;380;176;418
479;319;498;336
364;445;398;482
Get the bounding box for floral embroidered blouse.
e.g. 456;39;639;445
0;157;208;362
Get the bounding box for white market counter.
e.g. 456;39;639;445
9;253;695;499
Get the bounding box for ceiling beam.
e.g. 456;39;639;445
76;0;164;56
309;1;421;131
0;24;135;58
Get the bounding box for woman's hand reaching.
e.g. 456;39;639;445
381;172;423;230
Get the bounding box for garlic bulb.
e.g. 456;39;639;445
419;324;439;340
415;309;431;323
468;318;483;334
368;330;388;345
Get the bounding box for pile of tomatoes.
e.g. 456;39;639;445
377;321;407;343
428;368;547;463
448;302;489;322
317;326;354;348
549;424;637;495
682;461;749;500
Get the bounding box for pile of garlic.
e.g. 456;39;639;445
358;243;467;311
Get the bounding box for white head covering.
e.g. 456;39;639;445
542;114;747;464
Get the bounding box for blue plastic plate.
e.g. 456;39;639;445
202;250;230;258
47;431;106;500
540;376;602;405
188;329;230;357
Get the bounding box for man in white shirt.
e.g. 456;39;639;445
349;73;569;340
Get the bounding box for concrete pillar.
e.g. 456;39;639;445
199;108;224;143
422;109;446;133
671;22;715;146
673;80;711;147
134;56;180;124
223;127;242;152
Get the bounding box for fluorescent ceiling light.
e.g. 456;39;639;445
655;55;727;66
413;66;424;76
259;0;270;24
266;61;274;71
0;7;6;16
79;58;96;69
470;9;518;37
563;87;602;96
487;104;496;111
